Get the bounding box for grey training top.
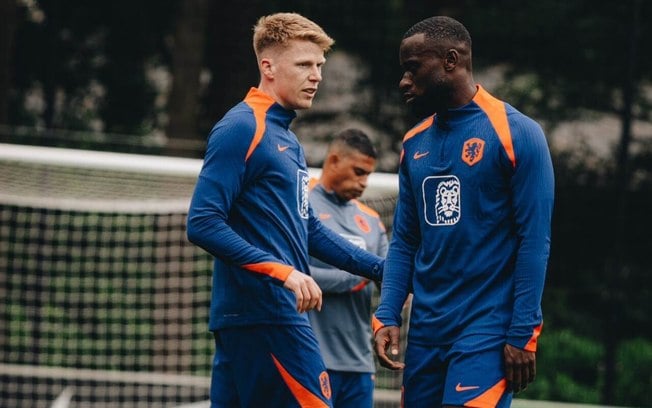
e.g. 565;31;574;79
307;181;388;373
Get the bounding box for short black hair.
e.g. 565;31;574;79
331;128;377;159
403;16;471;49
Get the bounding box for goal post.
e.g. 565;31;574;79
0;143;402;407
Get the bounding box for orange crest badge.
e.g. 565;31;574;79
462;137;485;166
354;214;371;233
319;371;331;399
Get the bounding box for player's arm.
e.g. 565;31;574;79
309;260;370;293
310;214;388;293
186;120;317;311
373;157;418;369
504;116;554;392
308;209;384;282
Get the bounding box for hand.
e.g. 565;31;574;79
374;326;405;370
283;269;322;313
503;343;536;393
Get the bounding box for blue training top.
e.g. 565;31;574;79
373;85;554;351
187;88;383;331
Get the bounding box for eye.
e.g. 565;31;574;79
403;61;419;75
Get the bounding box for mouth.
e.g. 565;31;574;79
303;88;317;97
350;189;363;198
403;93;415;104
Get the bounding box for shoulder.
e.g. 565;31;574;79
505;105;545;138
204;103;264;162
351;199;381;219
208;103;256;143
403;115;435;144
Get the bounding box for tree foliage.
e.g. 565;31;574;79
1;1;651;405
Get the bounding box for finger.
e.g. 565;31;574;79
300;284;312;313
504;359;513;383
374;333;394;368
529;358;536;383
512;363;523;393
295;283;306;313
294;286;304;312
375;330;404;370
389;329;401;356
315;288;323;311
306;283;321;312
520;364;529;392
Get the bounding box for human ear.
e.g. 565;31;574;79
260;58;274;79
444;49;458;71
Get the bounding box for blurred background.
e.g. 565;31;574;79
0;0;651;406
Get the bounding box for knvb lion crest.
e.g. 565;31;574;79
422;175;461;226
297;169;310;219
462;137;485;166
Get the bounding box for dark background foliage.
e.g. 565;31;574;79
1;0;651;405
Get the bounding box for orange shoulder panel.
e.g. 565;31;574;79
243;88;275;162
400;115;435;164
473;86;516;168
352;199;380;218
308;177;320;191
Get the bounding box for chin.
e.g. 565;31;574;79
409;102;437;119
295;101;313;110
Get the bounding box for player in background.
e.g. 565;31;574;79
187;13;383;408
308;129;388;408
373;16;554;407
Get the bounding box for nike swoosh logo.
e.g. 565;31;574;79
277;144;289;152
413;151;429;160
455;383;480;392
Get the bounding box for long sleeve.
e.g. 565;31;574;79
187;113;293;283
506;117;555;350
308;211;384;282
374;159;417;329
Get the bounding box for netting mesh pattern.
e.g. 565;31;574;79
0;156;402;407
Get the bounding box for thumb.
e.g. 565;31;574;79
390;329;400;356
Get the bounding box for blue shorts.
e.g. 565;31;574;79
402;335;512;407
327;370;374;408
210;325;332;408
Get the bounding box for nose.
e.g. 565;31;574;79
309;66;322;82
359;174;369;189
399;72;411;90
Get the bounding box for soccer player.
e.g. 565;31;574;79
186;13;383;408
307;129;388;408
372;16;555;407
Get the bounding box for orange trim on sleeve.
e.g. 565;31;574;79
473;86;516;168
400;115;435;164
242;262;294;282
464;378;508;408
243;88;276;162
524;323;543;352
271;354;330;407
372;315;385;336
350;279;370;292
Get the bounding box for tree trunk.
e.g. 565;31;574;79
603;0;640;404
165;0;209;157
200;0;264;139
0;0;18;124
